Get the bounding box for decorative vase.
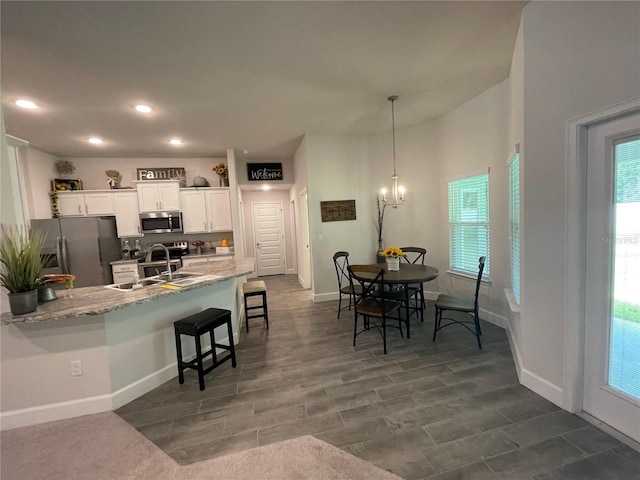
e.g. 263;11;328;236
386;256;400;272
37;285;57;303
8;290;38;315
219;176;229;187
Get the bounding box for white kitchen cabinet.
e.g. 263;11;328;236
207;190;233;231
111;262;139;284
58;191;114;216
180;190;208;234
136;182;180;212
113;191;142;237
180;188;232;234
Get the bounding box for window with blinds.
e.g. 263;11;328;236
448;173;490;276
609;136;640;399
509;154;520;304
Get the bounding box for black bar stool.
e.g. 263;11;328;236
242;280;269;332
174;307;237;391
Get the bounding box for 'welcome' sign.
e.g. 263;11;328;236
247;163;283;181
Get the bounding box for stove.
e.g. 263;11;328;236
138;242;189;278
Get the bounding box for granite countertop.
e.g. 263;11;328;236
1;258;255;325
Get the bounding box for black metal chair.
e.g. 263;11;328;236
348;264;402;354
400;247;427;322
433;256;486;349
333;251;362;318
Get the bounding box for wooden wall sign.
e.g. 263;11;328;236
321;200;356;222
136;167;186;182
247;163;283;181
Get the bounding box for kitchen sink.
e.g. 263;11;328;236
104;278;164;291
151;271;204;282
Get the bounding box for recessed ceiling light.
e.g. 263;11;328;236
88;137;103;144
135;104;152;113
242;150;249;154
16;99;38;109
169;138;182;146
261;185;271;191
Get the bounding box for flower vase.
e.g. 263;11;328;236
386;256;400;272
376;240;385;263
219;176;229;187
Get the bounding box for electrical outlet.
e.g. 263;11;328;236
70;360;83;376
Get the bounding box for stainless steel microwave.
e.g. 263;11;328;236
139;212;182;234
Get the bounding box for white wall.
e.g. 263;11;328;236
304;134;372;300
18;146;58;220
68;156;223;190
519;1;640;401
435;81;510;318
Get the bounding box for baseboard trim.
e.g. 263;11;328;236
520;367;564;408
313;291;338;303
479;307;508;329
0;394;113;431
111;363;178;410
1;362;187;431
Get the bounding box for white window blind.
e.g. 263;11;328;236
509;153;521;304
609;136;640;399
448;173;490;276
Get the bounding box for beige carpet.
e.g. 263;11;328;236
1;412;403;480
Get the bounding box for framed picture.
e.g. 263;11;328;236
320;200;356;222
51;178;83;191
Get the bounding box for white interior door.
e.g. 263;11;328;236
252;202;285;276
583;111;640;442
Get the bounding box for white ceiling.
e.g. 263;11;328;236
1;1;526;159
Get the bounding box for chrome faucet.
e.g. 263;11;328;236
145;244;172;281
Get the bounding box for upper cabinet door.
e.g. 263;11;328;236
157;183;180;211
57;193;85;216
113;191;141;237
136;182;180;212
207;190;232;231
180;190;208;233
84;192;114;215
137;183;161;212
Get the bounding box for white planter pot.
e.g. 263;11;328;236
386;256;400;272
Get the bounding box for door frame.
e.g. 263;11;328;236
565;97;640;414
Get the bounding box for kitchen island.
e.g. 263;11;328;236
0;257;254;430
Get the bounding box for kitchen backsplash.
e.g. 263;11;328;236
122;232;233;255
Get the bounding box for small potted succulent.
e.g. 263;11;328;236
0;226;48;314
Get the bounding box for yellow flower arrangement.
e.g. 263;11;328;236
382;247;405;257
212;162;229;178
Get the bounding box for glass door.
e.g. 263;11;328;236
583;112;640;442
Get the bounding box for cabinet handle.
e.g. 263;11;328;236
78;205;82;214
85;204;88;214
204;222;207;230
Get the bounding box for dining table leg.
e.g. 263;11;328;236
404;284;411;339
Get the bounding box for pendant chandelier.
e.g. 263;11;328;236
379;95;405;208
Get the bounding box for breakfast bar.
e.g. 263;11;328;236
0;258;254;430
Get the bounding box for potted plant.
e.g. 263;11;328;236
0;226;47;315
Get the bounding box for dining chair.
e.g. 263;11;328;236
433;256;486;349
348;264;402;354
400;246;427;322
332;251;362;318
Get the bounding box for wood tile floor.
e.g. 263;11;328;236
116;274;640;479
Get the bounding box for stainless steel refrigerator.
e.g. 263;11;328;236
31;217;122;287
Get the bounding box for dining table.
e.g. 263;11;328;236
357;263;439;339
